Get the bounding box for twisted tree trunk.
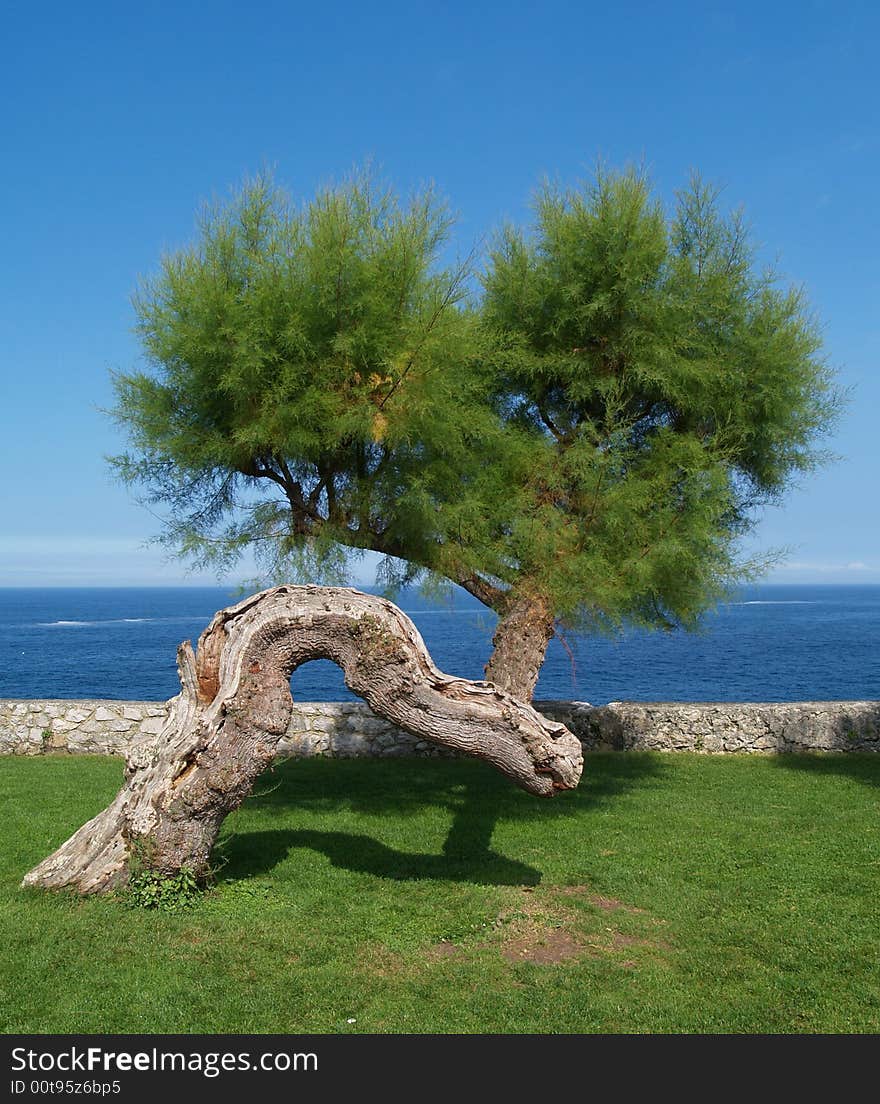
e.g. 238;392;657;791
23;586;582;895
483;592;555;701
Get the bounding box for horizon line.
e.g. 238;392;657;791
1;580;880;590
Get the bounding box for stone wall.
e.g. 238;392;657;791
543;700;880;754
0;700;169;756
1;698;878;757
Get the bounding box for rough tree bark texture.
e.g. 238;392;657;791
483;593;555;701
23;586;583;895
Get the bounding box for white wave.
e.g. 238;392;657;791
39;617;156;627
730;601;815;606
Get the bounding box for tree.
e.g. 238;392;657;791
23;586;583;893
111;168;838;700
477;170;839;693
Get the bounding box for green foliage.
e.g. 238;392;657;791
479;167;839;629
112;168;507;595
126;866;201;912
110;164;840;646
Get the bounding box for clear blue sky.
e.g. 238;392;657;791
1;0;877;586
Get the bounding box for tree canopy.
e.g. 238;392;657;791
115;174;509;599
479;171;836;631
111;166;839;697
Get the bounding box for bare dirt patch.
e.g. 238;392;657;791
492;889;590;966
501;926;585;965
424;940;464;963
359;944;408;977
584;928;673;958
554;885;645;914
414;886;671;973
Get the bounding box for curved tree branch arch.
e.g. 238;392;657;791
23;586;583;894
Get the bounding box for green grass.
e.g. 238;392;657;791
2;752;879;1033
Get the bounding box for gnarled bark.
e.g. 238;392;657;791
23;585;582;895
483;592;555;701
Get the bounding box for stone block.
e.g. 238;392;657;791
309;717;344;735
345;714;391;735
330;731;371;756
138;717;166;735
292;704;323;717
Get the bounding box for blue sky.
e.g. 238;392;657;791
1;0;877;586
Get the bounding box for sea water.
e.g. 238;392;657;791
0;584;877;703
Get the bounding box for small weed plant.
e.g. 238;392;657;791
126;866;201;912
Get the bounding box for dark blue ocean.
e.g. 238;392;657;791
0;585;877;703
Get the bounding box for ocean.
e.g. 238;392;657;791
0;584;877;704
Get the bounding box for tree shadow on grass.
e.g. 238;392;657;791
215;753;668;887
772;752;880;790
217;826;542;886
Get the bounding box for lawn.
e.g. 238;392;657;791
2;752;878;1033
